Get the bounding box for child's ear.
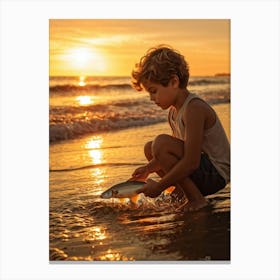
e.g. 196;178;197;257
170;75;180;88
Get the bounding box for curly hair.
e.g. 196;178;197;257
131;45;189;91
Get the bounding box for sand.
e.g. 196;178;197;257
49;103;230;261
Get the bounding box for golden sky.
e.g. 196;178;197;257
49;19;230;77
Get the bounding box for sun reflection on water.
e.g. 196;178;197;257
76;76;94;105
78;76;86;86
86;226;107;241
85;137;104;165
86;137;103;149
100;249;134;261
91;168;105;185
89;150;102;164
76;95;93;105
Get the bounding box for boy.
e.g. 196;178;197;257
130;45;230;212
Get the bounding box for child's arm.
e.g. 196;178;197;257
132;158;160;180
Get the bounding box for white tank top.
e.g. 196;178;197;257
168;92;230;183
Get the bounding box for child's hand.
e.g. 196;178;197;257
131;165;150;180
137;178;162;198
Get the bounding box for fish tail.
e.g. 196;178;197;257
164;186;176;194
130;194;140;204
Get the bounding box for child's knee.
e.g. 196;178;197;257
152;134;170;158
144;141;153;160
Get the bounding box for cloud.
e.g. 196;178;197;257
79;35;132;46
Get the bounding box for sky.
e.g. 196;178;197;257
49;19;230;77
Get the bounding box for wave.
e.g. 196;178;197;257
50;99;149;115
50;92;229;117
50;162;143;172
50;77;229;94
49;88;230;143
50;83;132;93
49;116;167;143
189;77;229;86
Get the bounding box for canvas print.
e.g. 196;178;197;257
49;19;230;261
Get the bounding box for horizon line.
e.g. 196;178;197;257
49;73;231;78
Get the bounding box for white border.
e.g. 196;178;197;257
1;0;279;279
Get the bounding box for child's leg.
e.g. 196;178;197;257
151;134;208;211
144;141;185;200
144;141;165;177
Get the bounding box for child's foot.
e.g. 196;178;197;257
177;198;209;212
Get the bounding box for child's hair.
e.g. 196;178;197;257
131;45;189;91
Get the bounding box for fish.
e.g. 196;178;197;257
100;180;146;199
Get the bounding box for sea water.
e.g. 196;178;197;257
49;75;230;142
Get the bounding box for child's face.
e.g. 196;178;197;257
142;79;178;110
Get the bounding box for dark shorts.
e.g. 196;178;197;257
190;153;226;196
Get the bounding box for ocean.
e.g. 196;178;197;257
49;76;231;261
49;75;230;142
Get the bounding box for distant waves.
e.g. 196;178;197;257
49;78;229;94
49;115;167;142
50;83;132;94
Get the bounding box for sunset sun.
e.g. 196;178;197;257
71;48;92;67
65;47;107;74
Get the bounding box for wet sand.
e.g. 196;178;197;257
49;103;230;261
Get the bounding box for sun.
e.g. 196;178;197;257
65;47;107;74
71;48;92;67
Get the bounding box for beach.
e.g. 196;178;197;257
49;95;230;261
